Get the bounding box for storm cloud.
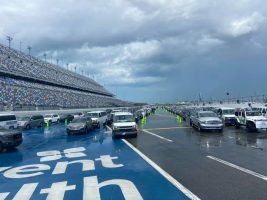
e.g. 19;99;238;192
0;0;266;102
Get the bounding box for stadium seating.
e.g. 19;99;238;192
0;43;112;96
0;43;129;110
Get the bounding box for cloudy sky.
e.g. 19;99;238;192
0;0;266;103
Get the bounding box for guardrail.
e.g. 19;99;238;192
0;106;141;116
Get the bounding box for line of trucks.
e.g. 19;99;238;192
166;105;267;133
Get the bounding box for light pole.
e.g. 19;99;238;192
6;36;13;48
56;59;59;66
226;92;230;103
66;63;69;70
27;46;32;55
43;53;47;62
19;41;22;51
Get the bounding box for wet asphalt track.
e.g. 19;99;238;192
127;109;267;200
0;121;189;200
1;110;267;199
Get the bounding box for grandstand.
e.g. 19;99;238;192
0;43;130;111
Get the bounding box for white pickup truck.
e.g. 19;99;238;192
235;109;267;132
44;114;60;124
216;107;236;126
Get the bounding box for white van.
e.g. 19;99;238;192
112;112;138;138
0;114;18;129
86;111;107;128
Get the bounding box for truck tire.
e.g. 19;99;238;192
26;124;31;130
112;133;117;139
235;122;240;129
246;122;256;132
189;120;193;127
198;123;203;132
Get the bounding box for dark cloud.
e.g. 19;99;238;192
0;0;266;102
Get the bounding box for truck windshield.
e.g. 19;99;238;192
17;116;30;121
71;118;86;123
223;109;235;115
87;113;98;117
199;112;217;117
246;111;261;116
114;115;134;122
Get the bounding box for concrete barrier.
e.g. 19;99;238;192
0;106;141;117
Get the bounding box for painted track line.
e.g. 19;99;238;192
106;125;112;131
142;130;173;142
207;156;267;181
122;139;201;200
107;125;173;142
155;114;177;118
144;127;190;131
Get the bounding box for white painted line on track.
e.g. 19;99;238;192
106;125;112;131
107;125;173;142
122;139;201;200
144;127;190;131
142;130;173;142
155;114;177;118
207;156;267;181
